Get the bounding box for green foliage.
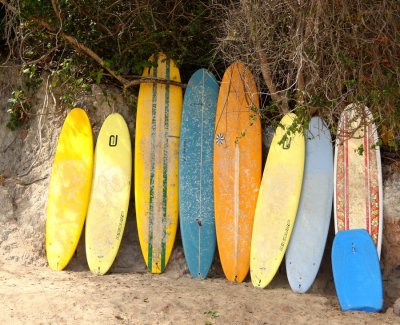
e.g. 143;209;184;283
22;64;42;90
388;139;398;150
0;0;223;110
7;0;220;80
7;89;30;130
218;0;400;152
356;144;364;156
50;58;91;107
204;310;220;318
277;113;305;148
1;1;400;152
95;69;103;85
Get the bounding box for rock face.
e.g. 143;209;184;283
0;67;140;271
382;166;400;276
0;186;13;222
394;298;400;316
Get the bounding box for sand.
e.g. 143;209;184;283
0;260;399;324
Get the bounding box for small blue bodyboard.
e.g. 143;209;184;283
179;69;219;279
331;229;383;312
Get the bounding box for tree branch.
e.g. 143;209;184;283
257;47;285;105
124;76;186;89
0;0;17;13
30;17;127;83
241;0;288;114
30;17;186;89
51;0;61;23
295;5;305;107
24;44;61;65
69;0;115;36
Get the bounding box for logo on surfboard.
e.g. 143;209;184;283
282;137;291;149
109;135;118;147
216;133;225;145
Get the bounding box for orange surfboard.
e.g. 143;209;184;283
214;61;262;282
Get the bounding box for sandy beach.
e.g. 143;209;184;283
0;238;399;325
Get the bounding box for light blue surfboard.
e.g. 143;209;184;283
285;116;333;293
179;69;219;279
331;229;383;312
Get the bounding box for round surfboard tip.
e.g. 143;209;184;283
47;257;65;271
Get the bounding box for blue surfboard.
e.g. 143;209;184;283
179;69;219;279
332;229;383;312
285;117;333;293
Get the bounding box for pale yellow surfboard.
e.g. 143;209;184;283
46;108;93;271
85;113;132;275
250;113;305;288
135;53;182;273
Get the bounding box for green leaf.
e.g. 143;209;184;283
96;69;104;85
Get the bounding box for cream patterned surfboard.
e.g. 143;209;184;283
334;104;383;257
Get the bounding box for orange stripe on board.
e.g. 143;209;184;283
364;122;370;233
368;123;379;245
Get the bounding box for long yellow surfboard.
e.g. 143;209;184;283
135;53;182;273
85;113;132;275
46;108;93;270
250;113;305;288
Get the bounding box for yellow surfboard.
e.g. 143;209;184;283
46;108;93;271
85;113;132;275
135;53;183;273
250;113;305;288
